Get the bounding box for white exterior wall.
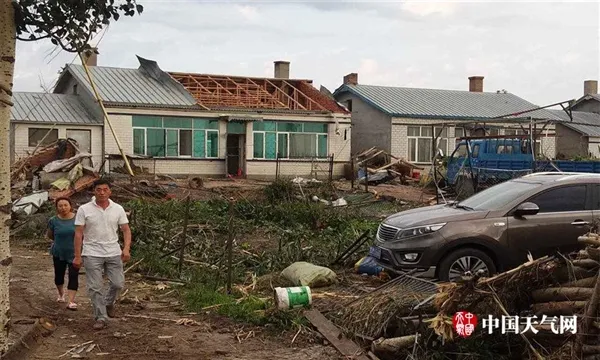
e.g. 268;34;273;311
12;122;103;167
104;108;351;178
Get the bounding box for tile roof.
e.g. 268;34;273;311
10;92;101;125
54;57;200;109
334;84;561;121
549;109;600;137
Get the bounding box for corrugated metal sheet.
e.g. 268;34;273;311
549;109;600;137
335;84;562;121
10;92;101;125
66;64;199;107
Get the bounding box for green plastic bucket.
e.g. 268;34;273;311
274;286;312;309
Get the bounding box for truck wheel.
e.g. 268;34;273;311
438;248;497;282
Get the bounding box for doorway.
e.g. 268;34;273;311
226;134;245;177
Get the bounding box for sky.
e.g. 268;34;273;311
12;0;600;106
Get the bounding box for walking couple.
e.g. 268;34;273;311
48;179;131;330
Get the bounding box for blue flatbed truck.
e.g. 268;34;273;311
446;137;600;187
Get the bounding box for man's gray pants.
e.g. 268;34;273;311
83;255;124;322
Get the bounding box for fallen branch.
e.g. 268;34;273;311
371;334;417;355
531;301;587;317
124;258;144;274
124;314;202;326
531;287;594;302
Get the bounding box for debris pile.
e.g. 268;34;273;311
10;138;100;201
354;147;423;186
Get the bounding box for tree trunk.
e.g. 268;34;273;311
0;1;16;355
531;301;587;317
531;287;594;303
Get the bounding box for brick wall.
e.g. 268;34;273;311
246;161;346;180
12;122;103;167
104;114;133;155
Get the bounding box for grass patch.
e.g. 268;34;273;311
183;282;306;328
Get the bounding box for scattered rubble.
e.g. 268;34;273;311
354;147;423;186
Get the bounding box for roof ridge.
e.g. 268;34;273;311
350;83;512;95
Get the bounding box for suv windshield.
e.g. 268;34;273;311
457;180;541;211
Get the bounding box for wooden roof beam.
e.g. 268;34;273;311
244;77;289;109
264;78;308;111
282;80;328;112
203;74;247;107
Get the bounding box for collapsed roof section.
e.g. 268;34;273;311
168;71;349;114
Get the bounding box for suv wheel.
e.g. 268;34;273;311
438;248;497;282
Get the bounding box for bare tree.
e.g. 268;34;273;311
0;0;142;354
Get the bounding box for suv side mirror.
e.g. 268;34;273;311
514;202;539;217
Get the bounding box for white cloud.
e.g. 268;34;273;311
235;5;259;21
401;1;458;17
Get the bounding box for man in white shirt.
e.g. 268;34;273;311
73;178;131;330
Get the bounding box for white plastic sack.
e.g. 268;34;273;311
280;262;337;288
12;191;49;215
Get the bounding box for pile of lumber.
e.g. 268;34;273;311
354;147;423;185
11;139;78;183
316;229;600;360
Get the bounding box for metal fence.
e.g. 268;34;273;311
275;155;334;182
451;166;534;200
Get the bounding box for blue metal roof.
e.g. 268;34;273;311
54;58;200;109
10;92;101;125
549;109;600;137
334;84;562;121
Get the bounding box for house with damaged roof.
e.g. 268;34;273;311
333;73;562;168
11;50;351;180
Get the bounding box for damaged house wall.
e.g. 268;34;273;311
12;123;103;168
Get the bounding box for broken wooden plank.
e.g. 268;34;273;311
357;150;384;166
304;309;370;360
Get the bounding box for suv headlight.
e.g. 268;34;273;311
397;223;446;240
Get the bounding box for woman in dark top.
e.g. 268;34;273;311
47;197;79;310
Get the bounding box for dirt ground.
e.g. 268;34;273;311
8;246;343;360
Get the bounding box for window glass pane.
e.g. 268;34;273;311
194;119;219;130
278;133;288;158
265;132;277;159
472;144;480;158
180;130;192;156
163;117;192;129
206;130;219;157
497;145;513;154
505;129;518;136
304;123;328;133
253;121;276;131
408;126;420;137
529;185;587;213
421;126;433;137
133;116;162;128
253;133;264;158
318;134;327;158
28;128;58;147
277;122;303;132
417;138;432;162
489;128;499;136
408;138;417;162
227;122;246;134
166;129;178;156
438;138;448;155
289;133;316;158
146;129;165;157
455;127;464;138
434;127;448;138
193;130;205;158
133;129;145;155
66;129;91;153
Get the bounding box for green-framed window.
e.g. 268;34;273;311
251;121;329;159
133;115;219;158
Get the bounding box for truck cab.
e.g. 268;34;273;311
446;137;536;186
